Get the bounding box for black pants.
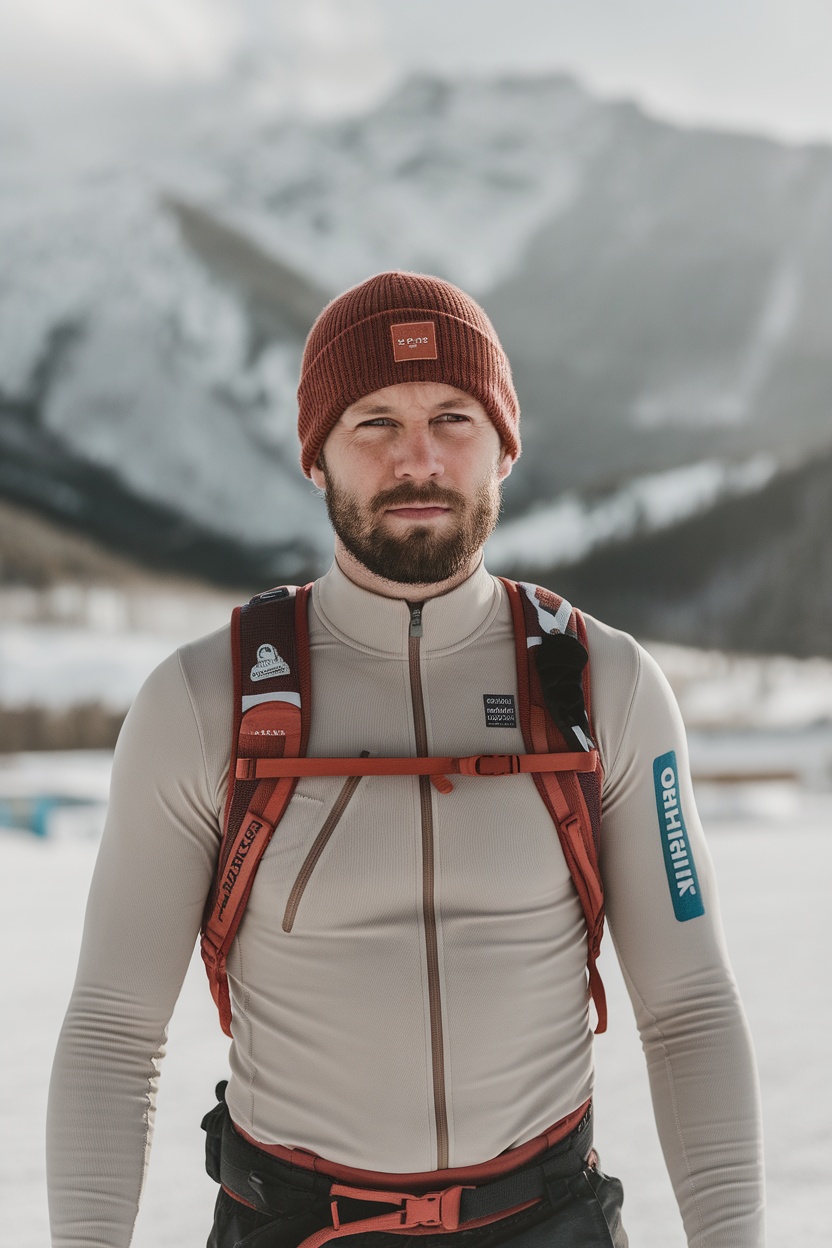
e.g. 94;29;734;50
203;1088;627;1248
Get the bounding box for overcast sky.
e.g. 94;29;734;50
3;0;832;144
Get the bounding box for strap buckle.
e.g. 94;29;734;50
457;754;521;776
329;1182;468;1233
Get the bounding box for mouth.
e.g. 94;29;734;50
384;505;453;521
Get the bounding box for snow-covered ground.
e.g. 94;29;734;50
3;796;830;1247
0;584;238;714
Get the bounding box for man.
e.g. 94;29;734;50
47;272;765;1247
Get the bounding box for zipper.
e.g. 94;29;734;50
408;602;450;1170
282;754;368;933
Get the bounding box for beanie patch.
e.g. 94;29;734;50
390;321;438;362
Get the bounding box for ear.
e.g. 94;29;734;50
310;460;327;491
496;448;513;482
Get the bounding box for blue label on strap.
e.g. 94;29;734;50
653;751;705;922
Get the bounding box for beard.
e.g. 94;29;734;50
320;463;503;585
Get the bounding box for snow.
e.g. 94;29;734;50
644;641;832;730
631;259;802;429
0;749;112;804
3;797;829;1247
643;642;832;793
0;73;611;558
0;627;189;711
200;73;605;296
486;455;777;570
0;70;811;567
0;139;325;550
0;584;237;713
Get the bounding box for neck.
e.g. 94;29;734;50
332;538;484;602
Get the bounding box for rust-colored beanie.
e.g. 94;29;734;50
297;270;520;476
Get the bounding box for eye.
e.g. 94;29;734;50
356;417;395;427
434;412;471;424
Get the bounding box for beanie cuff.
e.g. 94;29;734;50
298;306;520;476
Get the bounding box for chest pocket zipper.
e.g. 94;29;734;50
282;753;369;933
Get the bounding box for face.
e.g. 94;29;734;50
310;382;513;586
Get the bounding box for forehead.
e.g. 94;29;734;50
343;381;485;418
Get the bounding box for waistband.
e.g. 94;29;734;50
203;1084;595;1247
230;1098;592;1192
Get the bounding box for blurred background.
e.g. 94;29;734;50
2;0;832;760
1;3;831;1245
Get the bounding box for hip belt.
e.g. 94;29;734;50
203;1085;596;1248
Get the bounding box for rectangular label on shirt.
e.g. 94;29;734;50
483;694;517;728
653;750;705;921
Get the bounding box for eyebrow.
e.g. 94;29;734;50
351;395;477;416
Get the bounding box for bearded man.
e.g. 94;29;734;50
47;272;765;1248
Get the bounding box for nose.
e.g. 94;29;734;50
393;426;444;481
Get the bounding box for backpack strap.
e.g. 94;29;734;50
236;753;598;780
500;579;607;1034
202;578;607;1037
201;584;312;1036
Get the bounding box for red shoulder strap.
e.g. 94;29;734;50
201;584;312;1036
500;578;608;1033
202;577;607;1037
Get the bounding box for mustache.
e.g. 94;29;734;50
370;483;465;514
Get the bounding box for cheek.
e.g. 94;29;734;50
333;441;389;482
460;450;505;492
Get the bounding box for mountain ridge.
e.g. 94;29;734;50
3;70;831;653
524;445;832;658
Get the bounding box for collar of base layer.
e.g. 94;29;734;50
312;558;503;658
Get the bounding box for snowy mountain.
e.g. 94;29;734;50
487;453;777;569
487;103;832;502
2;70;832;650
522;445;832;658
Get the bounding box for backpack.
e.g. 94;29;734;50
200;578;606;1038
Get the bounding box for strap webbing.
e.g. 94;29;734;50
235;750;599;780
500;578;607;1034
201;584;312;1036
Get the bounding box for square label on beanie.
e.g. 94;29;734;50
391;321;438;362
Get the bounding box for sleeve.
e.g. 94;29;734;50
46;641;228;1248
589;621;765;1248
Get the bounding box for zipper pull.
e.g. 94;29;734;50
409;603;423;637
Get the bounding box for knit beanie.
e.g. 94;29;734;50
297;270;520;477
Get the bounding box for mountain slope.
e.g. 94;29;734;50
2;70;832;657
516;447;832;658
488;107;832;502
0;400;320;587
163;196;332;341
